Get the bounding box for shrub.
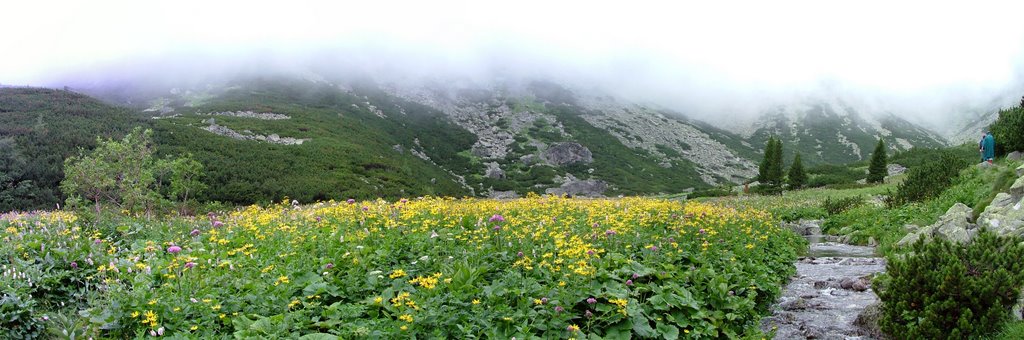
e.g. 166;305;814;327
877;230;1024;339
821;196;863;215
887;152;968;207
990;106;1024;154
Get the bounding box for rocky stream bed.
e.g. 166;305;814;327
761;221;886;339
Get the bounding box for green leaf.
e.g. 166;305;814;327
299;333;338;340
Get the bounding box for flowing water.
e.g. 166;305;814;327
761;228;886;339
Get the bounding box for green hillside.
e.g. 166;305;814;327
0;88;143;211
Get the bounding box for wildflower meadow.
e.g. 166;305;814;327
2;195;803;338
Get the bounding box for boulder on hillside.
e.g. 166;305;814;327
897;203;977;246
545;179;607;197
543;142;593;166
887;163;907;176
976;192;1024;238
1008;151;1022;161
484;162;505;179
978;161;995;169
488;190;519;199
1017;163;1024;177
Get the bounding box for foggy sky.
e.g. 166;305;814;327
3;0;1024;128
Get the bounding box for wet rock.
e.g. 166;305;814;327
1008;151;1022;161
854;302;884;339
542;142;593;166
801;324;826;339
1017;164;1024;177
780;298;810;311
829;289;850;297
813;280;836;289
840;277;870;292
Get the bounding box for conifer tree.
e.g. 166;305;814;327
757;137;775;183
769;138;784;186
787;153;806;189
868;139;887;183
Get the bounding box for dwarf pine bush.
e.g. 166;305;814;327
877;230;1024;339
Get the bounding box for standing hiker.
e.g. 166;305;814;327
979;132;987;162
983;131;996;163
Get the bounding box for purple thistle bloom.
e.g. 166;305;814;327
70;261;78;269
315;216;322;222
212;220;224;228
541;297;548;304
649;245;658;251
489;214;505;223
632;273;640;279
554;306;564;312
347;199;356;204
167;245;182;254
605;230;616;236
325;263;335;269
698;228;706;234
586;297;597;304
625;279;633;286
586;250;595;256
362;206;369;211
585;310;594;318
190;229;201;237
94;239;102;244
517;251;524;257
184;262;196;269
592;222;599;228
492;225;501;231
400;198;408;203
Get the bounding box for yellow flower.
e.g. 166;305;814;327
472;299;480;305
568;324;581;332
289;300;301;309
274;276;289;286
148;299;157;305
399;314;413;322
131;311;140;318
400;325;408;331
211;304;221;311
190;325;198;331
374;296;383;304
389;269;407;279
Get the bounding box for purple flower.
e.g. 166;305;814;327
400;198;408;203
632;273;639;279
325;263;335;269
586;250;595;256
212;220;224;228
554;306;564;312
586;297;597;304
585;310;594;318
70;261;78;269
190;229;201;237
492;225;501;231
592;222;599;228
315;216;322;222
94;239;103;244
541;297;549;304
625;279;633;286
167;245;182;254
184;262;196;269
489;214;505;223
698;228;706;234
362;206;369;211
605;230;617;236
347;199;356;204
517;251;524;257
649;245;658;251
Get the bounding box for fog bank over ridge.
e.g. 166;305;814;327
3;1;1024;132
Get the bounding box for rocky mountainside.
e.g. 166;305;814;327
53;75;956;202
741;99;948;165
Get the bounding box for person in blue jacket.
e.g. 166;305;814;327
982;131;996;163
979;132;987;162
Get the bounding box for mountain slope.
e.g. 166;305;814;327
0;87;143;211
746;100;947;165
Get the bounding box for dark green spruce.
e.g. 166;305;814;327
787;153;806;189
867;139;887;183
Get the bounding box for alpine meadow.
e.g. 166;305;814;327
3;1;1024;339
